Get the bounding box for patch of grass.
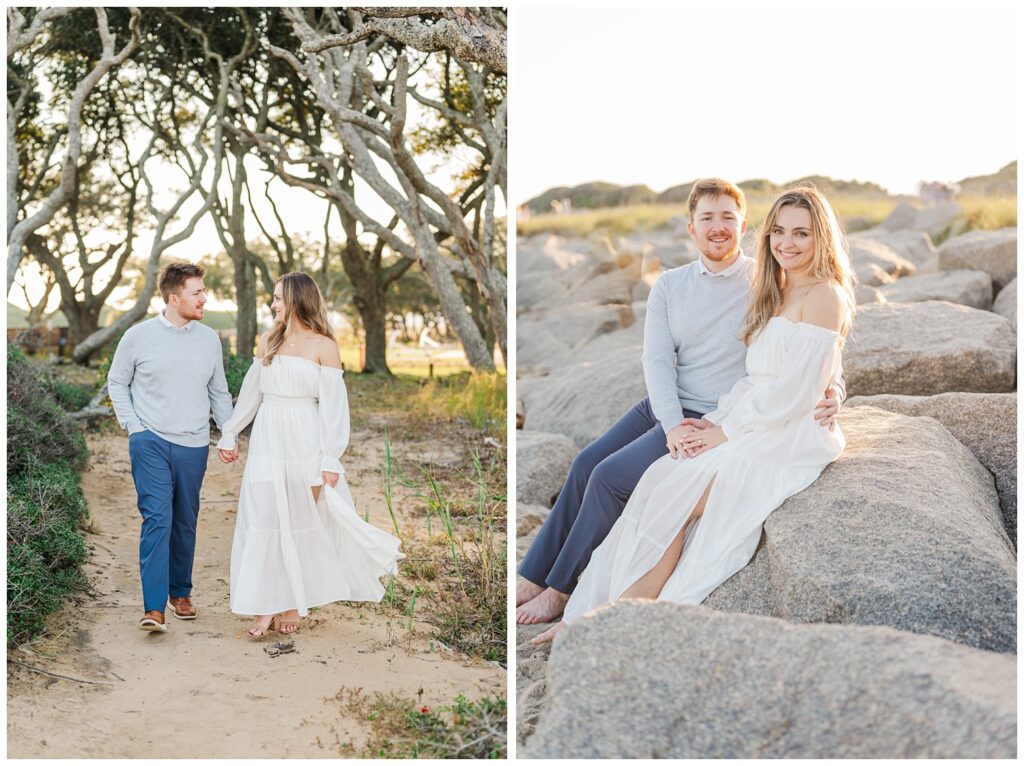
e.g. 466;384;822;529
960;194;1017;231
518;193;1016;240
388;442;506;664
337;689;506;759
518;203;687;238
413;372;506;436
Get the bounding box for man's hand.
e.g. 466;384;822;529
218;448;238;463
322;471;340;488
680;425;727;456
666;423;696;459
814;384;841;431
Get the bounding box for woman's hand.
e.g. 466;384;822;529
322;471;339;488
218;448;239;463
680;425;727;457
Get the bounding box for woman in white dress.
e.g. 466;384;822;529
216;272;403;638
534;186;855;644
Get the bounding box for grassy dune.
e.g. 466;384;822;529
517;194;1017;239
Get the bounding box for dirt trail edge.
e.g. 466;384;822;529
7;429;504;758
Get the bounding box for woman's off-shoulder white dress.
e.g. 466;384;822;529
564;317;846;622
217;354;402;616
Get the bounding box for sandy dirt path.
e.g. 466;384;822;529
7;428;505;758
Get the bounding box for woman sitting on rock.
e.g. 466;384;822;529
533;185;855;644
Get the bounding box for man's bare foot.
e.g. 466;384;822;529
516;578;544;606
530;620;567;645
516;587;568;624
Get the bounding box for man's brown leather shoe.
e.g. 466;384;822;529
168;596;197;620
139;610;167;632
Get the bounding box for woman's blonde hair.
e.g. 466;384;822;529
262;272;335;366
740;184;856;346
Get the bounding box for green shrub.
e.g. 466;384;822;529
7;347;88;474
6;344;90;646
224;353;253;398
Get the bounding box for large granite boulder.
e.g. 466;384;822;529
516;431;577;507
938;228;1017;292
845;393;1017;545
517;302;635;370
993;277;1016;327
850;229;938;273
848;238;916;284
517;234;589;274
519;328;646;448
843;301;1016;396
855;284;886;304
707;407;1016;653
526;602;1015;758
880;201;919;231
877;269;993;310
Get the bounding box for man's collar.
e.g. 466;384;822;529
159;309;194;331
697;251;748;278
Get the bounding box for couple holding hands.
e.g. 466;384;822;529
108;266;402;638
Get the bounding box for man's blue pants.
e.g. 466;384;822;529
128;430;208;613
518;398;705;594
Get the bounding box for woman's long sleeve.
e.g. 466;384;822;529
318;367;350;475
215;360;263;450
713;323;842;440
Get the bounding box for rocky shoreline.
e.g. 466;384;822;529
515;207;1017;757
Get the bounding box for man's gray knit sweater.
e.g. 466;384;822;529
107;316;234;447
642;256;756;433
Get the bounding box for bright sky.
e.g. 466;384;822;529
514;4;1018;201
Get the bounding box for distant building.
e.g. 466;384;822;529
919;180;959;204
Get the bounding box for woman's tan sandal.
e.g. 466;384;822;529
247;617;276;639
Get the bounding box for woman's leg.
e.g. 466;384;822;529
620;476;716;600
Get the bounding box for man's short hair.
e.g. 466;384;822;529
158;261;205;301
686;178;747;220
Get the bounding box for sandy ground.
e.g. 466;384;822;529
7;428;505;758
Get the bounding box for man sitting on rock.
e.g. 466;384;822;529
516;178;844;624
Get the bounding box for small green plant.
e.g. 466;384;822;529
338;689;506;759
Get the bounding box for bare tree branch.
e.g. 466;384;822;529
7;7;141;294
300;7;506;74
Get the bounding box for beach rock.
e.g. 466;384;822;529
855;285;886;304
938;228;1017;292
526;602;1016;758
845;393;1017;545
519;338;646;449
915;201;964;239
992;277;1016;327
843;301;1015;396
517;234;589;274
516;431;577;507
516;503;551;538
707;407;1016;653
853;260;896;287
848;238;916;281
851;229;939;273
877;269;993;310
517;303;635;370
880;201;919;230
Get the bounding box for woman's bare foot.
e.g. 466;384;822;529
530;620;567;645
278;609;301;635
516;587;569;624
247;614;275;639
516;578;545;606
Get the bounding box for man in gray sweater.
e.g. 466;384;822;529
517;179;843;624
107;261;234;631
